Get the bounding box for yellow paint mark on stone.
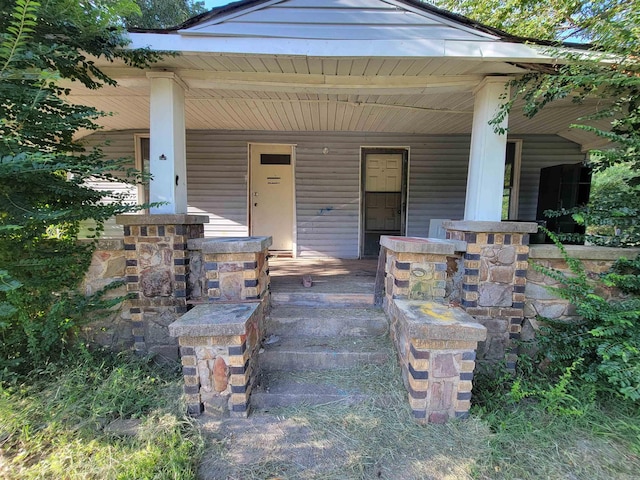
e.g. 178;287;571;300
420;304;456;322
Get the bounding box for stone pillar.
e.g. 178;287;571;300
116;214;208;359
169;302;265;416
188;237;272;303
386;300;486;423
147;72;188;214
465;77;512;221
443;220;537;368
379;236;464;311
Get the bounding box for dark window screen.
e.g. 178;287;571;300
261;154;291;165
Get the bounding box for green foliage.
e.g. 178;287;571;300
510;360;592;416
124;0;207;29
0;349;203;479
504;52;640;245
0;0;159;374
428;0;638;48
530;236;640;401
472;363;640;479
544;160;640;246
428;0;589;41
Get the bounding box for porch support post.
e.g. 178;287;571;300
147;72;187;214
464;77;512;221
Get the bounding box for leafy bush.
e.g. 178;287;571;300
0;0;160;375
531;240;640;401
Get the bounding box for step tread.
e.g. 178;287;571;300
251;391;373;409
251;367;396;408
261;335;388;353
266;306;389;337
271;292;374;307
268;305;387;320
259;336;390;370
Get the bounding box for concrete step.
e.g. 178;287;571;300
270;291;374;307
259;336;389;371
251;370;393;409
266;306;388;337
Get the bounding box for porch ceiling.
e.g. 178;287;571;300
69;54;608;150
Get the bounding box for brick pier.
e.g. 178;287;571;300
443;221;538;368
116;214;208;359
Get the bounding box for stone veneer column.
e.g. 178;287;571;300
443;221;538;368
116;214;208;359
380;236;486;423
169;236;272;416
187;237;272;303
379;236;465;309
386;300;486;423
169;302;265;416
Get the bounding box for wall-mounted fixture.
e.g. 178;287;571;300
159;154;167;161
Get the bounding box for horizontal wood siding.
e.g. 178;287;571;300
84;130;583;258
78;131;138;237
517;135;586;221
405;135;470;237
186;132;248;237
188;0;488;41
295;135;361;258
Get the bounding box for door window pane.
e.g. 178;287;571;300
260;154;291;165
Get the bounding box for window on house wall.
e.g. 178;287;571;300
135;135;150;208
502;140;522;220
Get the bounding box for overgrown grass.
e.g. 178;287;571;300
0;348;203;479
200;343;640;480
6;342;637;479
200;344;491;479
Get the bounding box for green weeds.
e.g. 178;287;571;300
471;363;640;479
0;348;203;479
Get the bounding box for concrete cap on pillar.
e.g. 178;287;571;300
116;214;209;225
393;300;487;341
380;236;461;255
189;236;273;253
168;303;259;337
443;220;538;234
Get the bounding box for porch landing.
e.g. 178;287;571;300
269;257;377;294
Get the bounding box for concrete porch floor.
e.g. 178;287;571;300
268;257;378;295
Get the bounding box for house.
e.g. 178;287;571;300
72;0;606;259
72;1;639;421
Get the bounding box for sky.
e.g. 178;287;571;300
202;0;234;9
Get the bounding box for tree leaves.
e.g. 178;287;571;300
0;0;158;374
0;0;39;76
531;234;640;401
123;0;206;29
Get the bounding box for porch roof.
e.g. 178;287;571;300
69;0;607;151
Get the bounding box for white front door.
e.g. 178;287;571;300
249;144;295;252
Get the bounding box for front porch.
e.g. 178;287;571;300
269;256;378;301
73;1;608;257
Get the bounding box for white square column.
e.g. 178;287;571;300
464;77;512;221
147;72;188;214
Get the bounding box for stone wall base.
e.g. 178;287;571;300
116;214;208;360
